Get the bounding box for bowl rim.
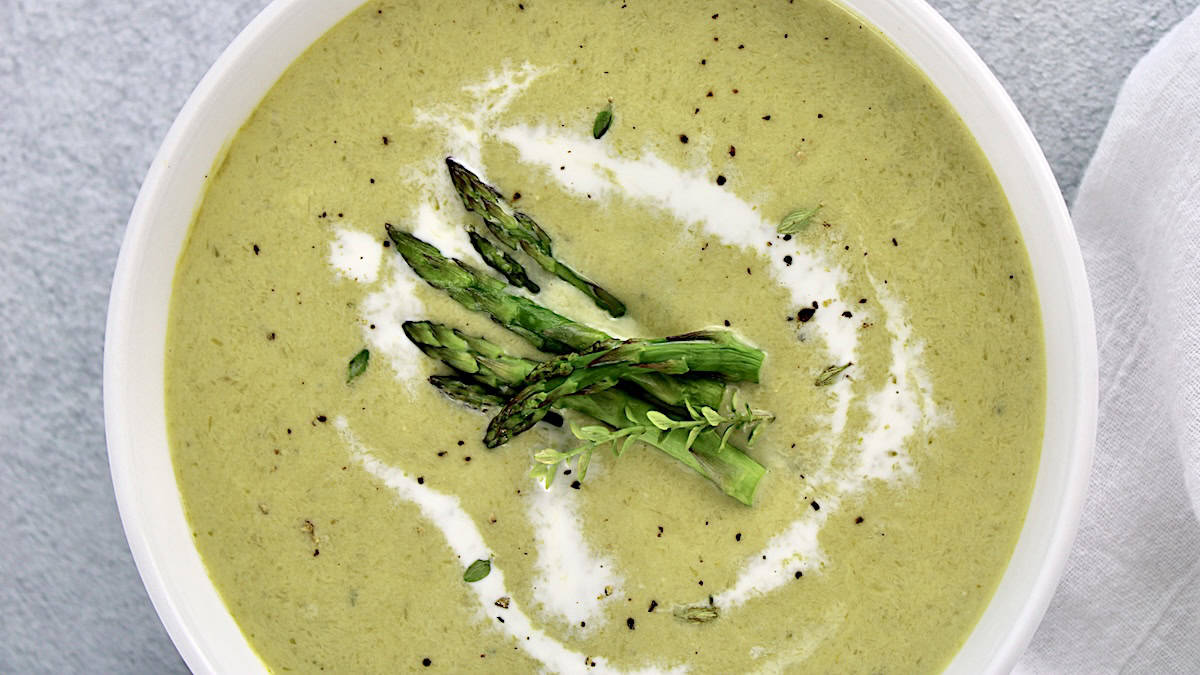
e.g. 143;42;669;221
104;0;1097;672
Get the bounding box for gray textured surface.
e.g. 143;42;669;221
0;1;1194;672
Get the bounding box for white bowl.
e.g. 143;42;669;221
104;0;1097;671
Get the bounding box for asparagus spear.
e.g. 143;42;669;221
485;334;765;447
467;229;539;293
428;375;563;427
445;158;627;317
406;321;764;504
387;228;724;409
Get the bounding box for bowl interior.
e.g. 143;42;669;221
104;0;1096;672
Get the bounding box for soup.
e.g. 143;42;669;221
164;0;1044;671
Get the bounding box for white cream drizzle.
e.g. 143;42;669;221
325;62;948;668
527;482;622;629
334;417;684;675
328;225;383;283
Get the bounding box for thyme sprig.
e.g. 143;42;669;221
530;392;773;488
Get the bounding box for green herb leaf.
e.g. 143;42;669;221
534;448;572;464
346;348;370;382
685;425;703;451
700;406;725;426
576;425;613;443
815;362;853;386
777;206;822;235
645;410;674;430
577;448;594;480
463;558;491;583
529;462;557;489
592;104;614;139
674;605;720;623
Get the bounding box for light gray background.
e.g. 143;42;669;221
1;0;1195;672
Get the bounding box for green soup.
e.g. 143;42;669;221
164;0;1045;671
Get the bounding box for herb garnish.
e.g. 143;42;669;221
463;558;491;582
674;604;720;623
778;206;822;235
530;392;773;489
815;362;852;386
347;348;370;382
592;104;614;139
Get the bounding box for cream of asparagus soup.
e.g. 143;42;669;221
164;0;1045;671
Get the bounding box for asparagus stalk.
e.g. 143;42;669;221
445;158;627;317
405;321;764;505
386;228;724;409
485;334;765;447
428;375;563;427
467;229;539;293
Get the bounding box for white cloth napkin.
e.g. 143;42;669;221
1016;6;1200;673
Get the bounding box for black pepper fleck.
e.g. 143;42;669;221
512;192;521;201
728;145;736;157
794;570;803;579
892;237;898;246
570;480;582;489
723;319;731;327
626;618;635;630
735;532;742;542
716;175;726;186
817;113;824;119
810;500;821;511
679;134;689;143
381;136;389;145
383;240;390;247
783;255;793;266
369;178;375;184
855;516;864;524
252;244;260;255
316;415;327;423
422;657;432;667
648;600;658;612
797;307;816;322
842;311;853;318
762;114;771;120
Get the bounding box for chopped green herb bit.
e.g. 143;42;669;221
593;104;614;139
463;558;491;582
674;604;720;623
778;206;822;234
347;348;370;382
815;362;852;386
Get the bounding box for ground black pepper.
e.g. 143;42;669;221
797;306;816;322
626;618;635;630
810;500;820;511
716;175;726;185
679;134;689;143
570;480;582;489
648;600;658;612
783;255;793;266
855;516;864;524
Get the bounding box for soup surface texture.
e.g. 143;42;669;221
165;0;1045;672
